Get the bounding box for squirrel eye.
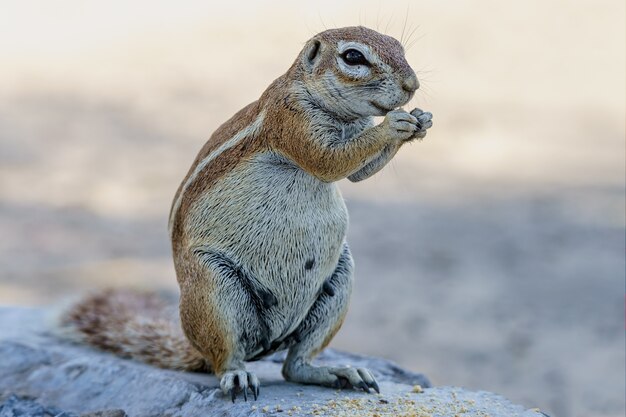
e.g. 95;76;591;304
342;49;369;66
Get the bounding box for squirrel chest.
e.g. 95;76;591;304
182;150;349;338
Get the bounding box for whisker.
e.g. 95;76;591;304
384;12;394;35
417;82;436;104
416;75;436;85
416;66;436;75
400;5;410;45
304;18;314;37
405;33;425;52
404;24;420;49
419;88;433;102
416;67;440;85
317;10;328;31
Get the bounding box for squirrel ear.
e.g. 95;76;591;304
303;40;321;71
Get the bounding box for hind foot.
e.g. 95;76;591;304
283;360;379;394
220;370;260;402
328;366;380;393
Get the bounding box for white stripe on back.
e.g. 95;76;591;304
168;110;266;234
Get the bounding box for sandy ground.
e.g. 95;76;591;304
0;1;624;416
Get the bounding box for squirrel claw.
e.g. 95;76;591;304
221;370;261;402
327;366;380;394
357;367;380;394
248;373;260;401
356;381;370;393
371;379;380;394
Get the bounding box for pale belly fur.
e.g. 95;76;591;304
184;151;349;343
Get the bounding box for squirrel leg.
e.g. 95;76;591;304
178;248;271;402
281;243;380;393
348;143;400;182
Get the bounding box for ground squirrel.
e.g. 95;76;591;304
63;26;433;402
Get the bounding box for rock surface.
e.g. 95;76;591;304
0;307;545;417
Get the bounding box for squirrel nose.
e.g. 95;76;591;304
402;74;419;93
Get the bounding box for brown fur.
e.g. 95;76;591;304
175;249;238;375
169;101;265;249
260;83;390;182
312;311;348;359
269;107;386;182
61;289;208;371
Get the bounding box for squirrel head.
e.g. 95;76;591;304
292;26;419;120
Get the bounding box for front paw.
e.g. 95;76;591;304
408;108;433;141
383;109;420;142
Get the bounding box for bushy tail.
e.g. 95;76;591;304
60;289;208;372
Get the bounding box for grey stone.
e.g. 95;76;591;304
80;410;127;417
0;307;545;417
0;394;75;417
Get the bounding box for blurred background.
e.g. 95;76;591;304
0;1;624;416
